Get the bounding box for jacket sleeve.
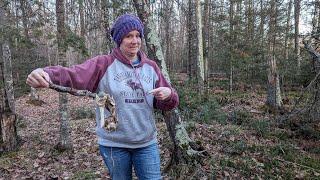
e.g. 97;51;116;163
43;55;112;92
153;63;179;111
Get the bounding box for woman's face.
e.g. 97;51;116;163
120;30;141;60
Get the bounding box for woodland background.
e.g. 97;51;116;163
0;0;320;179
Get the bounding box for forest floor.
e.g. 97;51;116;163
1;74;320;179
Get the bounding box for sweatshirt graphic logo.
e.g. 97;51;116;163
114;71;152;104
126;79;143;91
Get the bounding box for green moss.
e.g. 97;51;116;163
72;170;97;180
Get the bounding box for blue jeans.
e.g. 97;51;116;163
99;143;162;180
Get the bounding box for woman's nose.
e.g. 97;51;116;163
132;36;139;43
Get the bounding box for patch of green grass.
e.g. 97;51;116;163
250;119;271;138
229;110;252;125
297;125;320;140
0;158;14;170
229;91;251;99
177;80;227;124
72;170;97;180
17;120;27;128
247;144;267;154
0;151;19;158
209;79;229;89
269;143;293;157
72;107;95;120
307;146;320;154
264;158;281;172
237;157;256;177
223;140;248;155
294;154;320;171
200;98;227;124
271;129;292;141
219;157;237;169
268;143;320;174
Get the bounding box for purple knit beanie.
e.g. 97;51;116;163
111;14;144;47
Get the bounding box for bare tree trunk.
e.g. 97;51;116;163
284;0;293;60
0;3;18;150
294;0;301;70
187;0;197;79
195;0;205;93
132;0;207;174
245;0;254;50
0;43;18;152
186;0;204;92
203;0;210;86
318;0;320;33
266;0;283;110
163;0;173;72
20;0;31;41
101;0;113;52
56;0;73;151
30;87;40;101
1;45;15;114
312;0;320;34
79;0;85;38
229;0;235;93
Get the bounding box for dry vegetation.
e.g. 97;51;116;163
1;75;320;179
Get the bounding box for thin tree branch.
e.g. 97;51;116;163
49;82;96;98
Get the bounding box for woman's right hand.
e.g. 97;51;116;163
26;68;51;88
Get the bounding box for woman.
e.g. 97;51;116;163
26;14;179;179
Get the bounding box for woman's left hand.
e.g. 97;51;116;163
149;87;171;100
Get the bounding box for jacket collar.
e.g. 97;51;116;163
111;48;147;68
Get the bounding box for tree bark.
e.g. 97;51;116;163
203;0;210;85
0;1;18;151
79;0;85;38
187;0;197;79
132;0;207;173
0;42;18;152
266;0;283;110
229;0;235;93
195;0;205;93
30;87;40;101
186;0;204;92
1;44;15;114
101;0;113;52
163;0;173;72
294;0;301;70
20;0;31;41
284;0;293;60
312;0;320;34
56;0;73;151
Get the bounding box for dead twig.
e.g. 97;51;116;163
49;83;96;98
48;82;118;131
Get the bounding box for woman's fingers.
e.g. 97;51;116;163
149;87;171;100
26;68;50;88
